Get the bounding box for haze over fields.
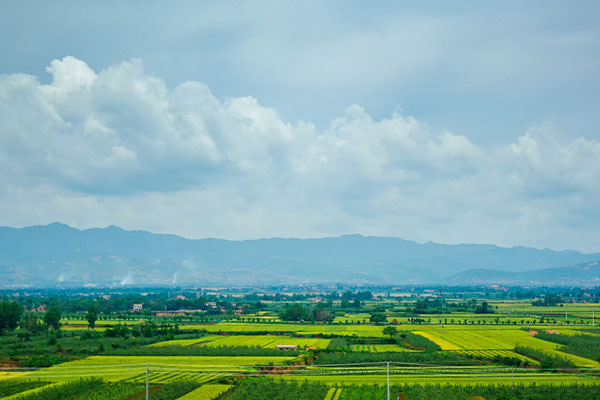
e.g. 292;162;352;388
1;2;599;283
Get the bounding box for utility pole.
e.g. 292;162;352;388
593;308;595;327
387;362;390;400
146;364;149;400
511;367;514;390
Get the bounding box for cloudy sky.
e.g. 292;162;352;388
1;1;599;252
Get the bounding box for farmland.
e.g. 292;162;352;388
2;286;600;398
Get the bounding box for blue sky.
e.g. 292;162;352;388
1;1;599;252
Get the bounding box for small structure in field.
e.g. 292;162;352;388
132;303;143;311
276;344;297;350
529;330;538;337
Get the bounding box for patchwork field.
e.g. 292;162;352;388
194;322;385;337
21;355;297;382
150;334;330;349
412;327;600;367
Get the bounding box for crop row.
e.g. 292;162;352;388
126;371;228;385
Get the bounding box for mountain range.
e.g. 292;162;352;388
1;223;599;287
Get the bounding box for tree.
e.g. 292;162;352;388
86;305;98;329
314;308;333;322
370;312;387;324
44;305;62;330
382;326;397;339
20;312;43;334
475;301;493;314
0;301;23;335
279;304;310;321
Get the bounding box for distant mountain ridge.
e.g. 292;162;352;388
447;260;600;286
0;222;599;287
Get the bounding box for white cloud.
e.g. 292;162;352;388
0;57;599;252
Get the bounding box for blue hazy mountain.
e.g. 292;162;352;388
1;222;598;287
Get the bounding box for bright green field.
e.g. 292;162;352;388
178;384;232;399
412;327;600;368
333;313;371;323
350;344;413;352
150;334;330;349
21;355;297;382
192;323;385;337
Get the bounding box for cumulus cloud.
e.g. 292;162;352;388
0;57;599;252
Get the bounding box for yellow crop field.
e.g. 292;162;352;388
412;327;600;368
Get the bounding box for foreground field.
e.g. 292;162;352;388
22;355;297;383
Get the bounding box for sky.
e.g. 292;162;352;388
0;1;599;252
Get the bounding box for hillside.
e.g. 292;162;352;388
1;223;599;287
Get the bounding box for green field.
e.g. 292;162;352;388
150;334;330;349
412;326;600;367
194;322;385;337
178;384;232;399
22;355;297;382
350;344;412;352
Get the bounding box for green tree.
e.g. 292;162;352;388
279;304;310;321
382;326;397;339
20;312;43;334
86;305;98;329
0;300;23;334
370;312;387;324
44;305;62;330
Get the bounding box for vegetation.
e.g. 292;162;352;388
335;383;600;400
0;379;50;397
313;351;482;366
43;305;62;330
397;331;441;351
15;378;105;400
536;331;600;362
514;346;576;369
222;379;328;400
327;338;348;350
107;345;299;357
149;380;201;399
2;285;600;393
0;300;23;334
179;384;232;400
